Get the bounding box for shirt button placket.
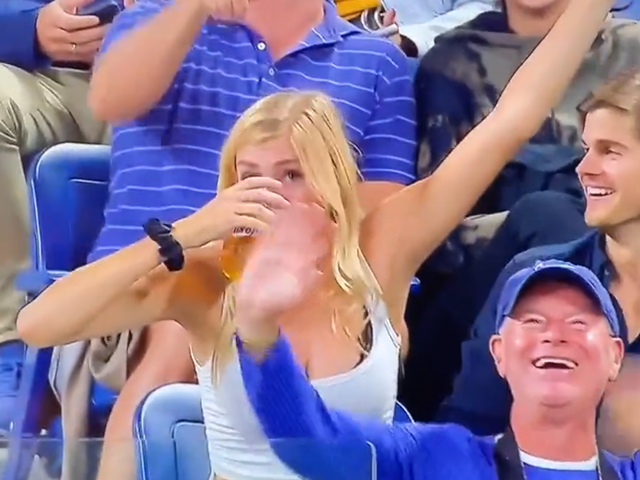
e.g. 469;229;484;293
255;41;276;95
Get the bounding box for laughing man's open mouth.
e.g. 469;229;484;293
532;357;578;370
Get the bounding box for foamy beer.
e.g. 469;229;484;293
219;226;259;281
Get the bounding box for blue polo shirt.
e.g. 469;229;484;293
0;0;49;69
88;0;417;261
436;231;639;436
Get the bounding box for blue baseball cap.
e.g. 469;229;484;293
495;260;620;336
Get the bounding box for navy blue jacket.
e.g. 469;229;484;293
0;0;124;70
0;0;51;70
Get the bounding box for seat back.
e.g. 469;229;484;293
134;383;414;480
28;143;116;410
134;384;210;480
4;145;111;480
29;143;110;271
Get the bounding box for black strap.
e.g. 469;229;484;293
143;218;185;272
494;427;619;480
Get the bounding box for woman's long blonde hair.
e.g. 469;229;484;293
213;91;381;376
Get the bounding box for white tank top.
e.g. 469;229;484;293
192;298;400;480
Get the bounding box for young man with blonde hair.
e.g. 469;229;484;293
442;70;640;451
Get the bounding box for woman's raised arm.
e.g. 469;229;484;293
363;0;612;286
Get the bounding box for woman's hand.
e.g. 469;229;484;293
382;9;401;46
234;203;330;347
174;177;290;250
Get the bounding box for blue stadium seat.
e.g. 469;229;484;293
614;0;640;19
3;143;114;480
134;384;210;480
134;383;414;480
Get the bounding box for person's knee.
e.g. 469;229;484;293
0;65;35;342
0;63;37;140
99;332;163;480
128;321;195;388
104;322;194;436
146;320;194;378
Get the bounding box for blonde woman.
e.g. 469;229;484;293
18;91;405;480
17;0;599;468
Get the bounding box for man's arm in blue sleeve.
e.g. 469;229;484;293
358;44;417;187
237;335;451;480
0;0;49;70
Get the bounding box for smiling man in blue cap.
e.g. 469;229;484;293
489;259;622;421
235;259;635;480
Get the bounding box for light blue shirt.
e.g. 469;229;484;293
384;0;495;55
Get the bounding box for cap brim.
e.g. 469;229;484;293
502;266;608;324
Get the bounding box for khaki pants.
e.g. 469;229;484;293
0;64;110;344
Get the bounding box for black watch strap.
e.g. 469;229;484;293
143;218;185;272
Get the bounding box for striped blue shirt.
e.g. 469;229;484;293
88;0;417;261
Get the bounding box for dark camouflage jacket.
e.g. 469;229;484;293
416;11;640;197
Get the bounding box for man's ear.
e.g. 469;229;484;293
490;334;506;378
608;337;625;382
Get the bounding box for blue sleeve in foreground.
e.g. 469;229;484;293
0;0;48;70
237;334;465;480
604;450;640;480
359;45;417;186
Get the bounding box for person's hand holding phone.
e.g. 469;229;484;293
377;9;418;57
380;9;400;46
36;0;110;65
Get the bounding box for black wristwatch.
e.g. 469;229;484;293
143;218;185;272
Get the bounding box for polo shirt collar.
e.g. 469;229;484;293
587;230;634;345
589;231;612;286
296;0;361;51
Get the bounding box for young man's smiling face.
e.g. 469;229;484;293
577;107;640;230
